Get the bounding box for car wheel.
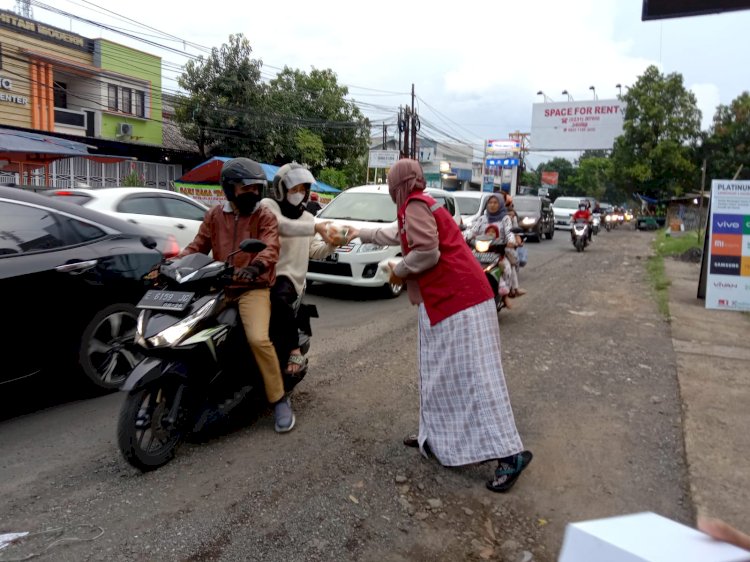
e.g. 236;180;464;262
381;281;404;299
535;224;543;242
79;303;142;390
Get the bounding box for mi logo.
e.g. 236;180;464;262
714;240;726;248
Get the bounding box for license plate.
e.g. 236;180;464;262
313;253;338;263
138;290;194;311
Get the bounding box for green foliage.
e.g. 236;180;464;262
263;67;370;175
318;167;349;190
521;170;539;187
175;34;266;158
121;170;144;187
570;156;612;200
653;229;702;256
611;65;701;200
701;91;750;181
295;129;326;166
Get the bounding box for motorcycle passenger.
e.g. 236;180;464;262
179;157;295;434
260;163;337;377
571;201;593;242
470;194;526;297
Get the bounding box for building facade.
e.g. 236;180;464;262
0;10;190;187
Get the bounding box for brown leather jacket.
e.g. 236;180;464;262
180;202;280;291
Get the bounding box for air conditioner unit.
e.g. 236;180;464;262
117;122;133;136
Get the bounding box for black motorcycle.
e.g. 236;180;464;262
469;234;508;312
117;238;314;471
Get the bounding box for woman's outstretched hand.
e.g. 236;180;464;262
698;516;750;551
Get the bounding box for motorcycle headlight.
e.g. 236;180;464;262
475;238;491;252
148;300;215;348
521;217;536;226
358;243;387;253
605;215;612;222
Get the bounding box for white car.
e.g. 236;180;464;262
452;191;495;231
307;184;462;298
47;187;209;250
552;196;588;230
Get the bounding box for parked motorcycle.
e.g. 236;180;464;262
571;220;590;252
117;238;314;471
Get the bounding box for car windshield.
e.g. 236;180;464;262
317;192;396;223
554;199;581;209
454;196;482;215
512;198;539;212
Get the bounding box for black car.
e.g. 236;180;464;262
512;195;555;242
0;186;178;390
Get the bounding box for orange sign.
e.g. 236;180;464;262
541;171;559;186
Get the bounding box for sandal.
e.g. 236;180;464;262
403;434;419;448
486;451;533;493
285;352;307;375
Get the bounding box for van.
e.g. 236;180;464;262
513;195;555;241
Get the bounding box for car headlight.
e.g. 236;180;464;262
148;300;215;348
358;243;387;252
521;217;536;226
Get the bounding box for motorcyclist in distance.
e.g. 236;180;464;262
571;201;593;242
179;157;295;434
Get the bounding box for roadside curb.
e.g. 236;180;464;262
665;257;750;533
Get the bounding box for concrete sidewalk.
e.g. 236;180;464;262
665;257;750;532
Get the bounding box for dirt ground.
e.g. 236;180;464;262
0;226;693;561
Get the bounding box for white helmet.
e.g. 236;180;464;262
271;163;315;203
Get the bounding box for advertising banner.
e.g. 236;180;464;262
368;150;400;169
486;139;521;155
541;171;559;186
174;183;225;207
531;100;625;151
705;179;750;311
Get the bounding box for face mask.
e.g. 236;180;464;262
287;192;305;207
235;192;260;214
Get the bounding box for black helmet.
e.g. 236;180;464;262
220;157;266;201
271;162;315;203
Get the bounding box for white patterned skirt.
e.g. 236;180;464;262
417;299;524;466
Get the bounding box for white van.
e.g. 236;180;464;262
552;196;587;230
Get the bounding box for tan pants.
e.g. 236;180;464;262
237;288;284;404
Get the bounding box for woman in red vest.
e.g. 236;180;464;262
346;159;532;492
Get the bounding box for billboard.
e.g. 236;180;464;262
486;139;521;155
531;100;625;151
541;171;559;186
705;179;750;311
368;150;400;168
642;0;750;20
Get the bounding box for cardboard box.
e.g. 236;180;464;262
558;512;750;562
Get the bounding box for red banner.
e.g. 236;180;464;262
541;171;559;186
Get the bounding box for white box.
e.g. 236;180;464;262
558;512;750;562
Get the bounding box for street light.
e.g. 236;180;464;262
589;85;597;100
615;83;622;96
536;90;553;103
561;90;573;101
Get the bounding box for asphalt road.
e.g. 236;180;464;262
0;224;692;561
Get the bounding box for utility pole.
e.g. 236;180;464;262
382;123;387;149
410;84;417;159
509;130;531;196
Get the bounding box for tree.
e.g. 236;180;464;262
295;129;326;166
702;92;750;181
521;169;540;187
174;34;267;158
537;157;576;197
611;65;702;200
570;156;612;200
264;67;370;177
318;167;349;190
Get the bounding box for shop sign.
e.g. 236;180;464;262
0;10;93;51
0;77;27;105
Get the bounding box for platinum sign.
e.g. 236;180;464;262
530;100;625;151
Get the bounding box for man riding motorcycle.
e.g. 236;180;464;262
571;201;593;242
178;157;295;433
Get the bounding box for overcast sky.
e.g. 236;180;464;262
10;0;750;168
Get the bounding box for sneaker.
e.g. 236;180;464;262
273;397;295;433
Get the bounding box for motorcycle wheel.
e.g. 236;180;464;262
118;380;187;471
576;238;583;252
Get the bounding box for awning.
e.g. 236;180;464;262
177;156;341;194
0;128;133;173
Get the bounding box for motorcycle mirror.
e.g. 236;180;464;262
239;238;266;253
140;236;158;250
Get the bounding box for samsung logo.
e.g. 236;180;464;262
714;262;739;268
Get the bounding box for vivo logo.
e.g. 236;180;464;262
714;282;738;289
717;221;740;228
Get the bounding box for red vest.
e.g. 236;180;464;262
399;191;494;325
